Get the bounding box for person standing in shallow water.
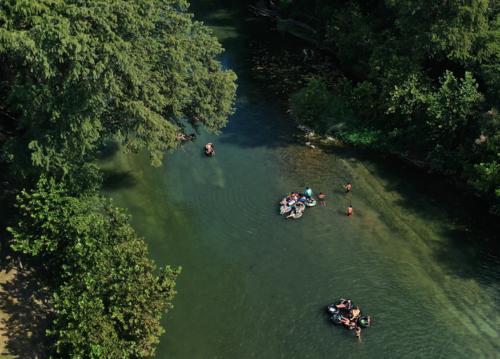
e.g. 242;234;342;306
347;205;353;216
355;326;361;340
317;192;326;206
344;182;352;193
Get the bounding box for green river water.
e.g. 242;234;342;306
100;2;500;358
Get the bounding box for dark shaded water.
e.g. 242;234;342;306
100;2;500;358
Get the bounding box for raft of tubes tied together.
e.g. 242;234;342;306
279;191;317;219
327;298;372;338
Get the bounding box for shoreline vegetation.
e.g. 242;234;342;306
247;0;500;218
0;0;236;357
250;47;499;235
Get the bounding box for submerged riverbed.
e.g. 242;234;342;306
100;2;500;358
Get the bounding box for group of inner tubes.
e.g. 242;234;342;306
279;187;320;219
327;298;372;339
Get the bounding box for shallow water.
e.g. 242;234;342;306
100;2;500;358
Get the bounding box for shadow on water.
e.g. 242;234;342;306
322;144;500;353
324;143;500;287
431;228;500;292
218;107;297;149
102;169;137;191
96;141;121;161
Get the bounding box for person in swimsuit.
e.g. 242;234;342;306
347;205;353;216
204;143;215;156
317;192;326;206
350;306;361;319
355;326;361;339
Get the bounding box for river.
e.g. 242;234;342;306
99;1;500;358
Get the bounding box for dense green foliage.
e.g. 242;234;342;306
9;178;179;358
0;0;236;357
263;0;500;213
0;0;236;174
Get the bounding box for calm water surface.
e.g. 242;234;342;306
101;2;500;358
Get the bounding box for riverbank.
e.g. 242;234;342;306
244;14;500;235
0;269;15;359
246;0;500;219
294;127;500;243
0;263;49;359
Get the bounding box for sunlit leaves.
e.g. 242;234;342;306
0;0;236;175
8;178;180;358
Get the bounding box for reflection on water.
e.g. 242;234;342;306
99;2;500;358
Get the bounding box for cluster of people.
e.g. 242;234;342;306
327;298;371;339
204;143;215;156
279;187;319;219
279;182;354;219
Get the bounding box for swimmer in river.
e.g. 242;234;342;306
204;143;215;156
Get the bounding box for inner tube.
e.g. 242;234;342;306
326;305;338;315
358;316;371;328
305;199;317;207
280;205;291;215
288;211;303;219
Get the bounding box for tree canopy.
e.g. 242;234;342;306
0;0;236;175
0;0;236;357
9;178;179;358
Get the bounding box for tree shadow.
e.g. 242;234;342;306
102;169;137;191
0;268;50;359
96;141;120;161
322;143;500;283
219;109;296;149
429;226;500;293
